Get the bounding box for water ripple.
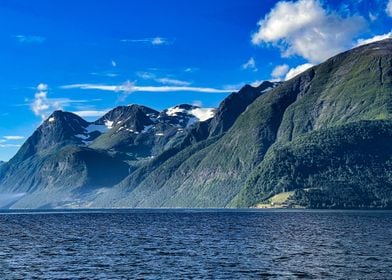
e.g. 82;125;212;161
0;210;391;279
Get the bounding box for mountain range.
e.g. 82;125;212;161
1;39;392;209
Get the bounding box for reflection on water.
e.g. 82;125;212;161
0;210;391;279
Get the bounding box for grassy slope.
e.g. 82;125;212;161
233;120;392;208
101;40;392;208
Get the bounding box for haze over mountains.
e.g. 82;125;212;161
1;39;392;209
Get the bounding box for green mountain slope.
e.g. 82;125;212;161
233;120;392;208
92;39;392;209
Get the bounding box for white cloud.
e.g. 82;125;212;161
90;72;118;78
252;0;366;63
271;64;289;79
30;84;94;120
242;57;258;71
151;37;167;45
111;60;117;67
284;63;314;80
61;81;234;95
3;136;24;140
137;72;155;80
184;68;198;73
31;84;62;120
37;83;48;91
356;32;392;46
137;72;191;86
121;37;169;45
155;78;191;86
387;0;392;17
13;35;46;44
0;144;21;148
73;110;110;118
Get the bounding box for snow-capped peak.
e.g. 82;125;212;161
188;108;216;122
165;105;216;123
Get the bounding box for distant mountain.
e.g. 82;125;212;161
0;102;222;207
90;104;217;160
1;39;392;209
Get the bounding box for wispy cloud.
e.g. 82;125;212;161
61;81;234;94
156;78;191;86
3;136;24;140
90;72;119;78
0;144;21;148
0;135;24;149
121;37;170;45
184;67;199;73
137;72;191;86
13;35;46;44
242;57;258;72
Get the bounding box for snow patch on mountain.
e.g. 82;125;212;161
104;120;114;129
142;125;154;133
165;105;216;123
189;108;216;121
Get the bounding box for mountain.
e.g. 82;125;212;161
1;39;392;209
91;81;276;207
90;104;217;161
0;102;225;208
93;39;392;209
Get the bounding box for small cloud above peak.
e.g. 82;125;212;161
31;83;61;120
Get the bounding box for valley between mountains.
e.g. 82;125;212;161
1;39;392;209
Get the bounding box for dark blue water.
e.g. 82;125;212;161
0;209;391;279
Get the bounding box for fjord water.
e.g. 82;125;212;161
0;210;391;279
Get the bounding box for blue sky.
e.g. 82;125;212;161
0;0;391;161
